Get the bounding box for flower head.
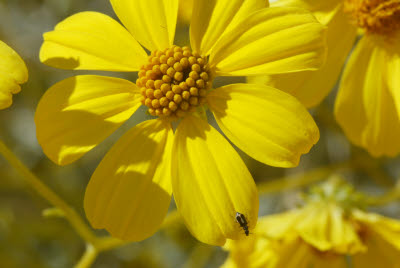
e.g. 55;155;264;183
344;0;400;35
0;40;28;110
250;0;400;157
35;0;326;245
222;178;400;268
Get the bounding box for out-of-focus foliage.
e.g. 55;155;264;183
0;0;399;267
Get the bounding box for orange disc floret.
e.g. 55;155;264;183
137;46;212;118
344;0;400;35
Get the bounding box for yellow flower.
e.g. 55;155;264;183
222;179;400;267
35;0;326;245
0;40;28;110
250;0;400;157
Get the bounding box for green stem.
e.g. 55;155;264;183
0;139;98;244
75;210;181;267
74;244;98;268
1;138;185;268
258;161;352;195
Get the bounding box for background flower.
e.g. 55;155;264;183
222;178;400;268
250;0;400;157
0;40;28;109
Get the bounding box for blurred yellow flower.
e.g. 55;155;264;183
35;0;326;245
222;179;400;268
250;0;400;157
0;40;28;110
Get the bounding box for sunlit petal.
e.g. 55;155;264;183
40;12;147;71
172;116;258;246
190;0;268;55
110;0;178;51
249;5;356;108
35;75;141;165
210;7;327;76
335;35;400;157
207;83;319;168
271;0;342;24
84;119;173;241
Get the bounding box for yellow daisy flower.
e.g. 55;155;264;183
222;179;400;267
35;0;326;245
250;0;400;157
0;40;28;110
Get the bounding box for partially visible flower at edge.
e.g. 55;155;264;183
250;0;400;157
35;0;326;245
222;178;400;268
0;40;28;109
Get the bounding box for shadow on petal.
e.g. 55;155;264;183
42;57;80;69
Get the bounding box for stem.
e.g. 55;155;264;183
74;244;98;268
0;139;97;244
94;236;129;252
258;161;352;195
366;181;400;206
74;210;181;267
1;139;185;268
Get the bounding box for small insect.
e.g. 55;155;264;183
235;212;249;236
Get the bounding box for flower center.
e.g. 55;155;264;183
137;46;212;118
344;0;400;35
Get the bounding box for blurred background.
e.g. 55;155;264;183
0;0;399;267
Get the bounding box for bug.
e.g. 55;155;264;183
235;212;249;236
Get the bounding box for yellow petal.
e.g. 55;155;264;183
0;77;18;110
256;210;301;238
207;83;319;168
271;0;342;25
222;236;275;268
172;116;259;246
178;0;194;25
209;7;327;76
352;211;400;268
353;237;400;268
375;32;400;120
272;237;315;268
297;206;334;251
274;237;348;268
84;119;173;241
312;255;348;268
296;203;365;254
0;41;28;109
353;210;400;250
40;12;147;71
190;0;268;55
110;0;178;51
35;75;141;165
249;5;357;108
335;35;400;157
